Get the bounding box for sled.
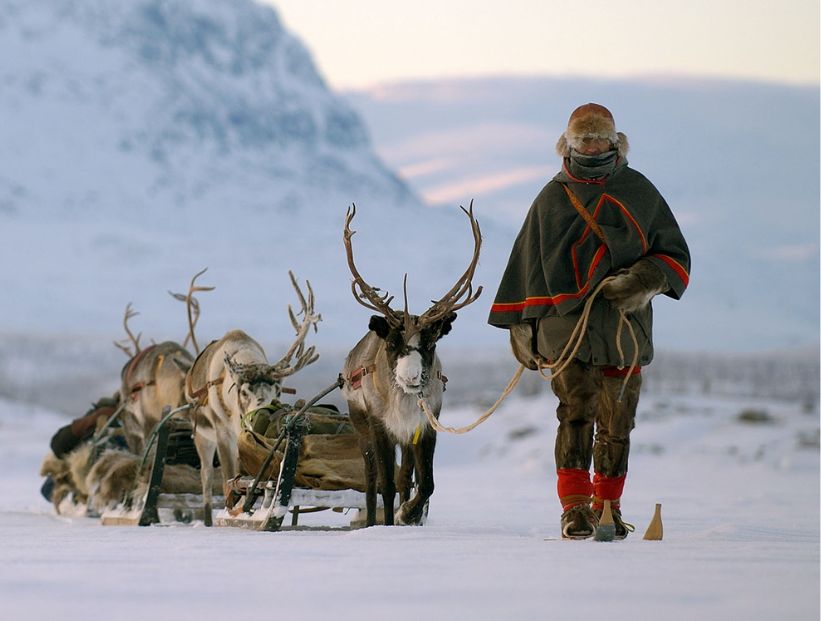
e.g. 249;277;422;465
106;377;378;530
214;376;381;531
214;386;377;531
99;407;224;526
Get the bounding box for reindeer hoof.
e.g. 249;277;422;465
395;499;430;526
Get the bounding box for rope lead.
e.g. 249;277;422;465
419;275;641;435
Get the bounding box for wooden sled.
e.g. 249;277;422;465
215;403;377;532
100;406;223;526
105;378;377;530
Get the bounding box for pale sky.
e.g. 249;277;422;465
266;0;820;90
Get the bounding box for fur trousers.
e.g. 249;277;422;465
551;359;642;477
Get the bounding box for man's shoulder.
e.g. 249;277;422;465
612;165;664;198
619;164;656;185
535;177;565;201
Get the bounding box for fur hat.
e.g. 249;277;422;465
555;103;629;157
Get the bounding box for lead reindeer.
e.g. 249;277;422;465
184;272;320;526
341;203;482;527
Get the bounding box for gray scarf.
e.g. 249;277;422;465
568;149;618;179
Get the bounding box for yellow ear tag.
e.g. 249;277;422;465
412;425;423;445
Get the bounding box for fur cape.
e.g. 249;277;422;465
487;161;690;366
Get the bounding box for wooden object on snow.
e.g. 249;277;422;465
643;503;664;540
594;499;616;541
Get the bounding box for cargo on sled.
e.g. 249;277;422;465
111;377;380;530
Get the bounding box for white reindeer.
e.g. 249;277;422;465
184;272;320;526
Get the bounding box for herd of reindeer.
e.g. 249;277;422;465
43;204;484;528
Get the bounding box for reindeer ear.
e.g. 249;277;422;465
437;312;457;339
368;315;391;339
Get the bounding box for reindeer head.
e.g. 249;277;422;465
344;203;482;396
225;271;320;411
368;311;456;394
224;355;284;412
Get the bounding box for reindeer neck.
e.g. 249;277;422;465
371;341;392;400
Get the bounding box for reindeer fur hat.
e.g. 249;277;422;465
555;103;629;158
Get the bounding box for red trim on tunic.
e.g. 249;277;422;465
651;253;690;287
602;193;648;253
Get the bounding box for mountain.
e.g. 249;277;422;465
0;0;504;351
346;76;821;351
0;0;816;357
0;0;414;216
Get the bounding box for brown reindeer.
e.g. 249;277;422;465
115;303;194;454
341;203;482;526
184;272;320;526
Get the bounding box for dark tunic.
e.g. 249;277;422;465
487;159;690;366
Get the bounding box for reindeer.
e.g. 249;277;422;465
184;272;320;526
341;203;482;527
115;303;194;454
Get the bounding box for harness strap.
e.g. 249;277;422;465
122;344;157;385
348;365;377;390
347;366;447;391
187;374;225;404
128;379;156;401
561;183;607;244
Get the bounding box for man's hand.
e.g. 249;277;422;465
602;258;668;312
509;323;541;370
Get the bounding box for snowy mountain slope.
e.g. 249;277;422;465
346;77;821;351
0;0;512;350
0;0;413;217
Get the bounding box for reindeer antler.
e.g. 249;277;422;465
269;271;321;379
418;200;483;326
113;302;142;358
169;267;215;355
343;204;404;328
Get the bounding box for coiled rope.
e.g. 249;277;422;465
418;275;640;435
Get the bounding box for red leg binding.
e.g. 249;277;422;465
592;472;626;511
557;468;593;510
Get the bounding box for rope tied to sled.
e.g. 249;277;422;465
417;275;640;435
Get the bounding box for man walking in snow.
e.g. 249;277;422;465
487;103;691;539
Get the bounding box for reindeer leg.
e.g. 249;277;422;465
361;443;378;527
397;445;414;504
214;430;239;503
193;424;217;527
397;430;436;525
119;406;145;455
349;406;378;527
372;425;396;526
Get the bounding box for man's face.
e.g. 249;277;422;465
575;136;612;155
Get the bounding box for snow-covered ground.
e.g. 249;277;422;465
1;375;817;620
